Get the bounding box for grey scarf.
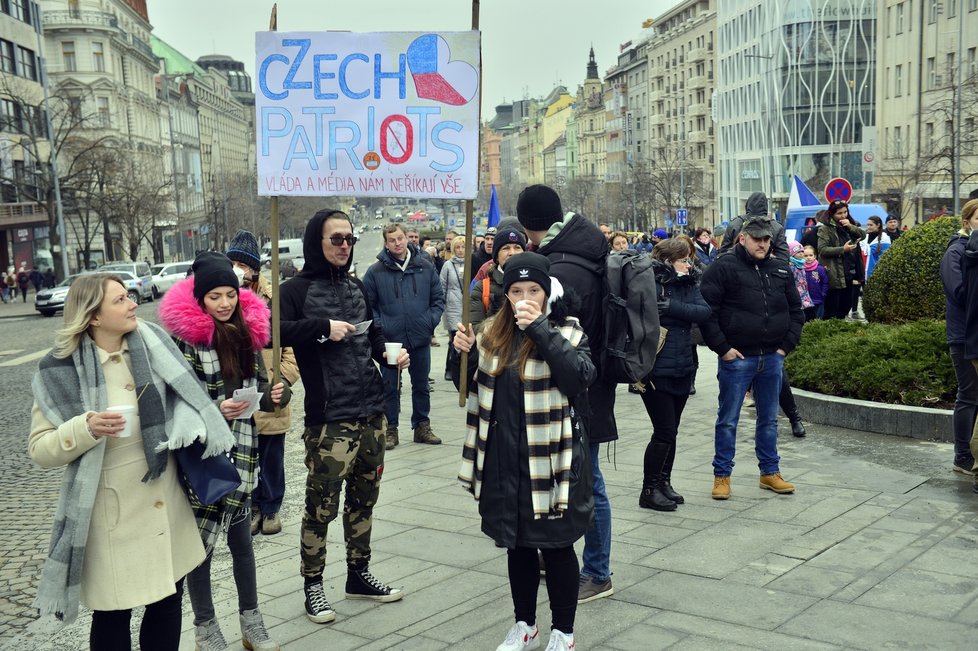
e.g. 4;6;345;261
31;321;234;624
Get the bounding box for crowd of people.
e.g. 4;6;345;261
26;185;978;651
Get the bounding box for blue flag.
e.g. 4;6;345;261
487;184;501;228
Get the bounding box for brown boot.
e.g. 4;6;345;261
759;473;795;494
413;421;442;444
711;476;731;500
261;512;282;535
385;426;399;450
250;508;262;535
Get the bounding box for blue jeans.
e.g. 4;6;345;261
713;352;784;477
381;345;431;429
581;442;611;583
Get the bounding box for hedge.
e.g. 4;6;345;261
862;216;958;323
785;319;954;409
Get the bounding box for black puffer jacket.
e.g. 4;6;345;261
941;233;969;346
700;244;805;357
963;231;978;360
648;260;711;386
535;213;617;443
280;213;387;426
455;293;595;548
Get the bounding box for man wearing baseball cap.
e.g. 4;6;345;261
699;216;805;501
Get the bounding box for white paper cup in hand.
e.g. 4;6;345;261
515;300;531;330
385;342;403;366
105;405;135;438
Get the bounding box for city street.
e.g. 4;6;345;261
2;229;977;649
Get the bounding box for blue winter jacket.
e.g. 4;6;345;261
363;246;445;351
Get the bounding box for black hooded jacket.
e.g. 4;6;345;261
279;212;387;426
719;192;790;261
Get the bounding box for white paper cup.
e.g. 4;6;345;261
515;300;530;330
105;405;135;438
385;342;403;366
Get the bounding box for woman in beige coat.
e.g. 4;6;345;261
29;274;233;650
226;230;300;536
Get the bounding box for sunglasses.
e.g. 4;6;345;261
325;234;358;246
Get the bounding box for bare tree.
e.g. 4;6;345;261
875;132;929;223
563;176;596;216
0;76;111;278
916;66;978;197
96;152;172;262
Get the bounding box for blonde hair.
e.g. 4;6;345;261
961;199;978;235
451;236;468;257
54;274;125;358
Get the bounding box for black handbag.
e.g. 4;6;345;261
174;440;241;505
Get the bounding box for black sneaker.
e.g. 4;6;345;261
304;580;336;624
952;459;975;476
345;567;404;603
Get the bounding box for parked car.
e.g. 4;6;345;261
114;271;154;305
372;224;383;230
99;261;154;303
35;273;91;317
150;260;193;297
260;238;304;273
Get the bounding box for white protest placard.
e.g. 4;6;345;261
255;31;481;199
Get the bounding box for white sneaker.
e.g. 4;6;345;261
545;629;576;651
496;621;541;651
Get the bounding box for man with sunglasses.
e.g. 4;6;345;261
363;223;445;449
280;209;409;625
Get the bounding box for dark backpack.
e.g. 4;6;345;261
602;250;661;384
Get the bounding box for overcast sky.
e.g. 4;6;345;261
149;0;678;116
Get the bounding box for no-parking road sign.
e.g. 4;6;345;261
824;177;853;203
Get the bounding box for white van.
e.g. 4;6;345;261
261;239;303;265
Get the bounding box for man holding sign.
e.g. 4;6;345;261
280;209;408;624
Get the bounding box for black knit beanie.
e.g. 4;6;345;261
502;252;551;297
226;230;261;270
492;225;527;266
191;252;239;301
517;184;563;231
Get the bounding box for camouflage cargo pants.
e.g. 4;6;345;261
300;414;386;578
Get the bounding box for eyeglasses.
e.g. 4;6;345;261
674;257;694;265
325;234;358;246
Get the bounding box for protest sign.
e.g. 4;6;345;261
256;31;481;199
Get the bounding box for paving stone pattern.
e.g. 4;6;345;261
4;339;977;650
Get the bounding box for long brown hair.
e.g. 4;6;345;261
480;295;537;380
207;296;256;381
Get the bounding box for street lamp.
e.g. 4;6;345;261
626;160;637;232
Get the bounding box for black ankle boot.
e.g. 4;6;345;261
660;477;684;504
790;419;806;438
639;480;677;511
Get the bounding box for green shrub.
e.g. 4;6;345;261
863;216;958;323
785;319;954;408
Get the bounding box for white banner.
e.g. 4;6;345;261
255;31;481;198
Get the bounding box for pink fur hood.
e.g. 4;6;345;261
158;276;271;350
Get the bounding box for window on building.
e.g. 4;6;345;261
894;65;903;96
896;3;905;33
971;0;978;11
0;98;18;133
67;97;81;122
893;126;902;154
62;41;76;72
927;57;936;88
969;48;977;76
924;122;934;151
946;52;955;78
948;0;956;16
966;119;976;154
17;46;35;81
927;0;938;22
92;42;105;73
10;0;29;23
0;39;14;74
96;97;109;127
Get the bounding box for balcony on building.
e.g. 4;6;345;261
42;9;119;31
650;63;666;79
688;75;708;91
688;130;708;143
688;47;708;63
688;102;709;116
649;113;666;127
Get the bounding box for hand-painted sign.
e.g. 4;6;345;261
824;177;853;203
255;31;481;198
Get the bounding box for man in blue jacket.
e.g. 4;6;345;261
363;223;446;449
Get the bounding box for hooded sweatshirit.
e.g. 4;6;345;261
279;213;388;427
